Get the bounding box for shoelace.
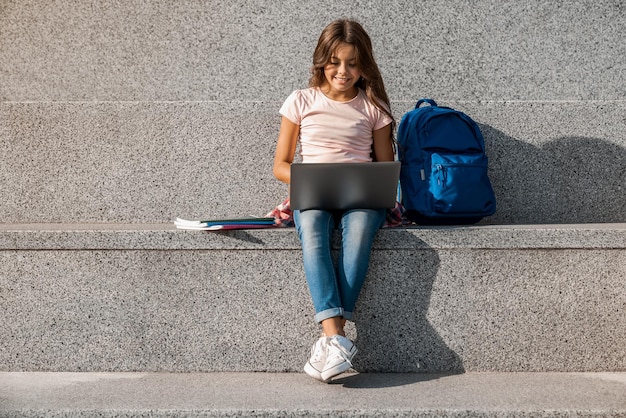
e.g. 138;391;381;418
326;340;353;365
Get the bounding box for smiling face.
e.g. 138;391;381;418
321;43;362;102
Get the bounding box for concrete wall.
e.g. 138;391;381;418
2;1;624;101
0;1;625;377
1;0;625;223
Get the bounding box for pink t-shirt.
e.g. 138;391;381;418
279;87;393;163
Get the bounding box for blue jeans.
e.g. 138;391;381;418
294;208;386;323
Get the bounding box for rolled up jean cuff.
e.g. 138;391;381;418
342;310;354;321
314;307;344;324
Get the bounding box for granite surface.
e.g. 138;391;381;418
0;223;625;250
1;0;624;102
1;1;625;224
1;0;625;381
1;242;623;372
1;372;625;416
1;101;625;224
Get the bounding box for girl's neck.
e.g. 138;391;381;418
319;84;359;102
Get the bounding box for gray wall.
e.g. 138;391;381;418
1;1;624;223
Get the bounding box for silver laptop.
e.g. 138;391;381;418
290;162;400;211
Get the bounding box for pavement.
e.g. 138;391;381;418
1;372;625;417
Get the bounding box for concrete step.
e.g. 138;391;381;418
1;223;624;373
1;0;625;385
1;2;625;226
1;1;623;102
1;372;625;417
1;101;625;224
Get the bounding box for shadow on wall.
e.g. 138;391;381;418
481;124;626;224
352;231;464;377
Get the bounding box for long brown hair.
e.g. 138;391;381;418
309;19;395;141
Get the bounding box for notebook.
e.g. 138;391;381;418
290;161;401;211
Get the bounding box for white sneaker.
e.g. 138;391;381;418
321;335;357;381
304;336;329;382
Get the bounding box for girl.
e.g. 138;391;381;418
273;19;395;382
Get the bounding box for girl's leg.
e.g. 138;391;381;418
336;208;386;321
321;316;345;337
293;209;344;323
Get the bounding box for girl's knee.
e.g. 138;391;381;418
295;210;335;239
342;209;385;231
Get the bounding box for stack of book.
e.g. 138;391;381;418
174;217;277;231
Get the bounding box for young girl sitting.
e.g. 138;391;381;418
272;19;395;382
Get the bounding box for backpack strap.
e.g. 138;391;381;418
416;98;438;108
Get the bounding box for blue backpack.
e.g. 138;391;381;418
397;99;496;224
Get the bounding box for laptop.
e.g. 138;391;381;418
290;161;401;211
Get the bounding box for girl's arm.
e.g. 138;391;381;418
273;116;300;184
372;123;394;162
